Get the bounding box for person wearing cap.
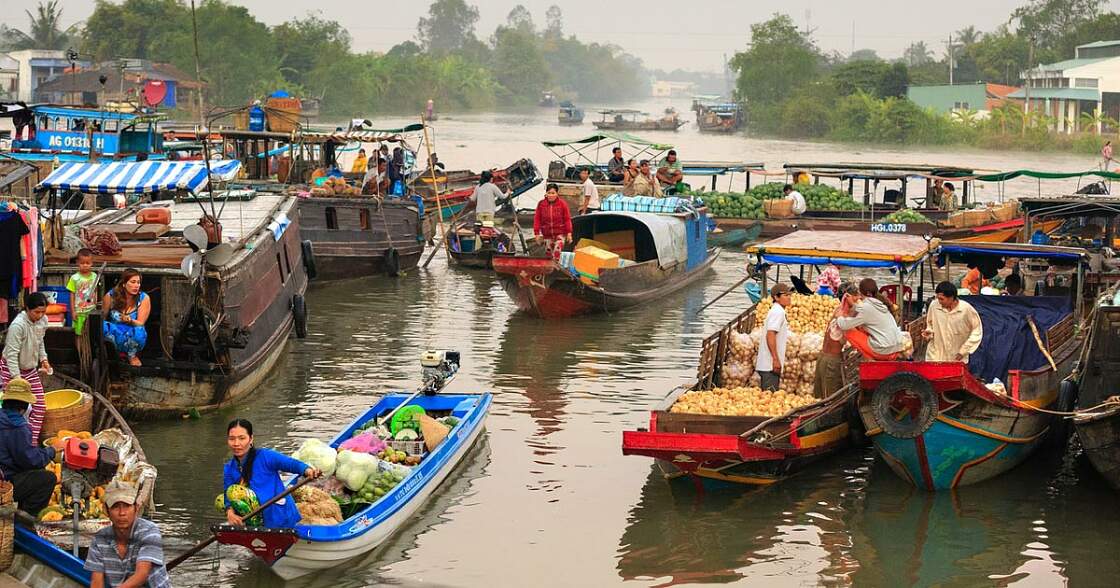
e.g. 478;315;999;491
0;377;59;516
755;284;792;392
85;479;171;588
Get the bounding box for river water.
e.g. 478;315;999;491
136;101;1120;587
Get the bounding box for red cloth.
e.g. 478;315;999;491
533;197;572;239
845;328;901;361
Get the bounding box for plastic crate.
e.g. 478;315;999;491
387;439;427;457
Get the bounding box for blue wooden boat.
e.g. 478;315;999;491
856;242;1087;490
213;391;491;580
1;103;165;162
707;222;761;248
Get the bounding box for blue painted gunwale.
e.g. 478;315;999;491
14;525;92;586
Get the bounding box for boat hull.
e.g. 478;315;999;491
858;356;1075;490
1075;408;1120;490
493;250;719;319
593;121;685;132
298;197;425;280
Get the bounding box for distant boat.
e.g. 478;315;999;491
558;101;584;125
697;102;744;133
540;91;557;107
593;108;685;132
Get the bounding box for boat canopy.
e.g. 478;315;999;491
573;211;690;268
748;230;936;271
1019;195;1120;218
938;241;1088;262
541;132;672;150
37;159;242;194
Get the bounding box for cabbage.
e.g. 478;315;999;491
334;450;379;491
293;439;337;476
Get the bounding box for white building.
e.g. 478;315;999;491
4;49;89;102
0;54;18;100
652;80;696;99
1012;40;1120;133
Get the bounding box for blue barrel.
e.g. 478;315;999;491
248;106;265;132
1030;230;1051;245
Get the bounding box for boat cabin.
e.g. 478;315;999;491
572;209;709;275
782;162;980;211
2;103;164;161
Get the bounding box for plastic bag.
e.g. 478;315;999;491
293;439;337;476
334;450;379;491
339;432;388;456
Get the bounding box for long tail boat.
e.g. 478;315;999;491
492;199;718;318
857;242;1088;490
592;109;686;132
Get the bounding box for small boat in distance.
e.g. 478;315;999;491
697;102;744;133
446;215;519;270
558;101;585;125
592;108;685;132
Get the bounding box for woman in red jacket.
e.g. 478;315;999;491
533;183;573;259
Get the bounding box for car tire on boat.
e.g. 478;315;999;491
385;247;400;277
301;240;317;280
871;372;939;439
292;294;308;339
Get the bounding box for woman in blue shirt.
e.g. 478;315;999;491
223;419;320;528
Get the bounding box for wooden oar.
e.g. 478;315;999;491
165;475;315;571
1026;316;1058;371
698;273;753;314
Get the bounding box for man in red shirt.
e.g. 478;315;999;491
533;183;572;259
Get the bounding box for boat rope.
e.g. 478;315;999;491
745;384;860;446
1006;395;1120;418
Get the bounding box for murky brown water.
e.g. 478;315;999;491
136;102;1120;587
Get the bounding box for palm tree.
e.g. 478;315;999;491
955;26;980;46
0;1;79;51
904;41;933;66
951;108;980;129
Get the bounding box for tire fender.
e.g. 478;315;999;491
301;240;317;280
292;294;308;339
385;247;400;277
871;372;939;439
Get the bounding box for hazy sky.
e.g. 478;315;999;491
5;0;1120;72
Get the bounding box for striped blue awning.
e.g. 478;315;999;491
37;160;242;194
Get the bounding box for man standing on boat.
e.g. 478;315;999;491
579;167;600;215
657;150;684;191
463;170;505;225
923;281;983;363
607;147;626;183
85;479;172;588
783;184;807;215
756;284;792;392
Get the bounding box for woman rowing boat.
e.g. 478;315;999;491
223;419;320;528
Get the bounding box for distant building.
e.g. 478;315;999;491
34;60;204;113
0;54;17;100
652;80;696;99
1010;40;1120;133
4;49;88;102
907;83;1019;117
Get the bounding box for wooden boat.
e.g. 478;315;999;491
445;216;518;269
419;159;542;223
558;101;584;125
593;108;685;132
696;103;744;133
707;222;761;248
36;159;309;418
11;372;156;587
492;204;719;318
856;242;1088;490
213;391;492;580
622;307;859;489
298;196;424;279
1072;287;1120;489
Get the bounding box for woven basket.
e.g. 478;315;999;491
40;392;93;444
992;201;1019;222
0;480;13;571
763;198;795;218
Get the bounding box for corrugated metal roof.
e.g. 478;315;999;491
1034;57;1108;71
1006;87;1100;101
1077;40;1120;49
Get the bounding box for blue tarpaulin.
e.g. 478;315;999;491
964;295;1070;383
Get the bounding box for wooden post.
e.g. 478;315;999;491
420;118;446;240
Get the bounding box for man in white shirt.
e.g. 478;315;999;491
755;283;792;392
464;169;506;225
579;167;599;215
784;184;807;215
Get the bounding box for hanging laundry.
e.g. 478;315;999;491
0;211;29;298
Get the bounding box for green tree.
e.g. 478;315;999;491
1;1;80;51
1012;0;1105;53
272;13;352;89
730;14;820;111
491;25;549;101
505;5;535;35
876;62;910;98
904;41;934;66
417;0;481;54
848;48;880;62
830;60;890;96
545;5;564;39
81;0;188;60
955;26;981;46
1055;12;1120;58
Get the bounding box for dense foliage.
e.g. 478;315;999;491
732;2;1120;152
22;0;647;115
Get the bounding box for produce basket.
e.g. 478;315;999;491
265;97;302;133
963;208;994;227
0;480;13;571
992;201;1018;222
40;392;92;444
387;439;427;457
763;198;794;218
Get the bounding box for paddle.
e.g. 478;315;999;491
698;264;761;314
165;475;315;571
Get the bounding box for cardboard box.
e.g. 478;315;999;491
594;230;637;260
574;246;620;284
575;238;610;252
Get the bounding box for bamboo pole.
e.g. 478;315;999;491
420;117;448;268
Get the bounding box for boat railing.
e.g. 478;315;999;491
696;305;758;388
1047;314;1076;353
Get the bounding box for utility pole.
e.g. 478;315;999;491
190;0;205;125
1024;37;1035;136
948;33;954;85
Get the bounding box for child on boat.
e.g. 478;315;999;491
67;248;98;336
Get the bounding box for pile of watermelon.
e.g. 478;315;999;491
698;183;863;219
